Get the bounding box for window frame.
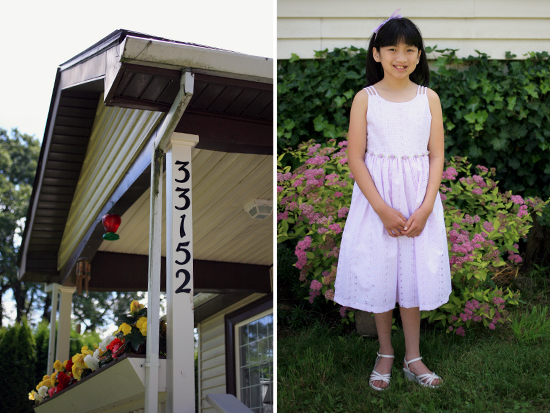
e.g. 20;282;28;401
224;294;273;397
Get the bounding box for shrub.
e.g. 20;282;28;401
277;140;548;335
278;47;550;198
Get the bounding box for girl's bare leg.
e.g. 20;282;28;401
399;306;440;385
372;309;394;389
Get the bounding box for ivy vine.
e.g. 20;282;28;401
277;47;550;198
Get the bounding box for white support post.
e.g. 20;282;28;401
45;283;59;376
56;286;76;363
145;144;164;413
166;132;199;412
145;70;194;413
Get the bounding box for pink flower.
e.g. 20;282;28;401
328;223;342;234
472;188;483;195
442;167;458;180
338;207;349;218
318;227;328;234
448;326;454;331
455;326;465;337
306;155;330;166
338;157;348;165
440;194;447;201
309;290;320;303
489;323;496;330
511;195;524;205
338;140;348;147
340;306;348;318
48;387;57;397
334;192;344;198
477;165;488;173
483;221;494;232
310;279;322;291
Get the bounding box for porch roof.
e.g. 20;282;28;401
18;30;273;307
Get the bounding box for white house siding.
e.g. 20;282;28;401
278;0;550;59
198;293;266;413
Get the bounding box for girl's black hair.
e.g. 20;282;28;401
366;17;430;87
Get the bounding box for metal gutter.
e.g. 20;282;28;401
120;36;273;84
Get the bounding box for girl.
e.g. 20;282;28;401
333;10;452;390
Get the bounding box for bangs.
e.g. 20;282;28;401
375;18;424;50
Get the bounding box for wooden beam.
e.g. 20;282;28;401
89;252;271;293
176;109;272;155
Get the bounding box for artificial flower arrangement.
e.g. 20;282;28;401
29;300;167;404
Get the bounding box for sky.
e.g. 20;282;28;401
1;0;274;326
0;0;274;141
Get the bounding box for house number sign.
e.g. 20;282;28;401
174;160;191;294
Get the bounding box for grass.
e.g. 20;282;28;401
277;308;550;413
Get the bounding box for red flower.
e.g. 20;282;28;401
57;372;70;387
48;387;57;397
65;359;74;373
106;338;125;358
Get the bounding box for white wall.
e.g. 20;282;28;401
278;0;550;59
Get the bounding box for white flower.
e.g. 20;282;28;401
99;335;115;352
38;386;48;398
93;348;101;359
84;354;99;371
35;394;44;403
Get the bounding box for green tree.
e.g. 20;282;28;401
72;291;145;333
0;128;40;326
0;322;36;412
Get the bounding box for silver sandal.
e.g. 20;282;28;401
369;352;395;391
403;356;441;388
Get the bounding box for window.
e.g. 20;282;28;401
225;294;273;412
235;310;273;412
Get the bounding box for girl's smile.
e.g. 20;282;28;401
373;43;421;78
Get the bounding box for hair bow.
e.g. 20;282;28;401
371;9;402;38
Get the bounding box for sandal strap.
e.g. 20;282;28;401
404;356;422;368
416;372;440;386
370;370;391;384
377;352;395;359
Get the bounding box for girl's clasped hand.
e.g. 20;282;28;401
379;205;431;238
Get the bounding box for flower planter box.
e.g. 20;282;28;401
34;354;167;413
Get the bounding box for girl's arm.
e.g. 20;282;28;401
348;90;408;237
401;88;445;238
423;89;445;211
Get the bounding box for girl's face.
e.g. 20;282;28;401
373;42;421;80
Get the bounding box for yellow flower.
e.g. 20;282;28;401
42;375;50;381
118;323;132;336
43;378;55;388
51;371;58;383
136;317;147;336
63;360;69;370
130;300;144;313
72;353;87;370
81;346;93;356
53;360;63;371
72;364;82;381
29;390;36;401
36;381;45;391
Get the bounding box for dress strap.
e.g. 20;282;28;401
417;85;427;95
365;86;378;96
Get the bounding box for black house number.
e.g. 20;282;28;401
174;160;191;294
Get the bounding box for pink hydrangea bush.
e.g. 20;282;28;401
278;143;548;333
278;139;353;321
422;156;547;335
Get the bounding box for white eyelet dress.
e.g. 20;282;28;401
334;85;452;313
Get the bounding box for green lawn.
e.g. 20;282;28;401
277;311;550;413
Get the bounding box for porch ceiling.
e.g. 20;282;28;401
98;149;273;265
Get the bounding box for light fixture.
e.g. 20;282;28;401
244;199;273;220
